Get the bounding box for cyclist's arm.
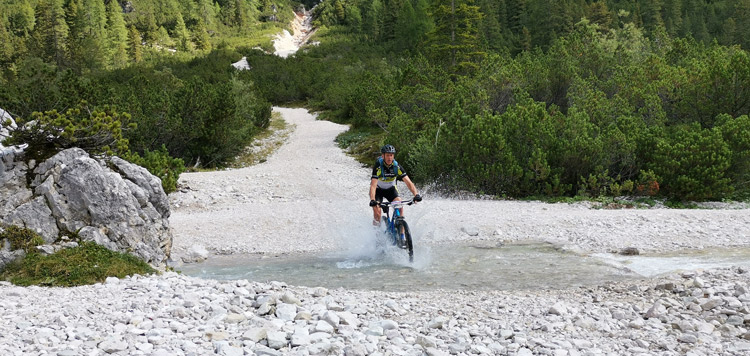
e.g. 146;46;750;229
402;175;419;197
370;178;378;201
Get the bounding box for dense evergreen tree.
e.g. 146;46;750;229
362;0;384;40
127;25;142;62
30;0;70;66
193;18;212;51
427;0;486;76
106;0;129;69
174;14;194;52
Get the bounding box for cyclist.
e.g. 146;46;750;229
369;144;422;226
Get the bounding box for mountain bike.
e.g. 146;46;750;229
378;200;414;262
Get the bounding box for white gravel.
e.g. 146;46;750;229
3;107;750;356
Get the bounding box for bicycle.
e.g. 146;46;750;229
378;199;415;262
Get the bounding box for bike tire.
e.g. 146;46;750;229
397;220;414;263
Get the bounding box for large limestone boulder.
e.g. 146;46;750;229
0;147;172;266
0;108;16;150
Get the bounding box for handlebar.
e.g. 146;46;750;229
379;200;413;208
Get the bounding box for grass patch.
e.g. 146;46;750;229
229;111;293;168
1;225;45;253
335;126;384;166
1;241;155;287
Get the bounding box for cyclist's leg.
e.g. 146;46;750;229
388;187;403;218
373;188;385;225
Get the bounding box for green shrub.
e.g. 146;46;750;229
123;145;185;194
0;225;45;253
3;101;134;160
649;124;732;200
0;241;155;287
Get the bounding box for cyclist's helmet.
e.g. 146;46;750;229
381;144;396;154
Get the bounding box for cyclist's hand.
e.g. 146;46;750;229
414;194;422;202
369;200;378;207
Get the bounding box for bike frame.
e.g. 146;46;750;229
379;200;412;244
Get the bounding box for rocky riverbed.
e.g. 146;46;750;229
2;107;750;355
1;268;749;355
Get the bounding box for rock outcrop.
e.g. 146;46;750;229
0;108;15;150
0;147;172;267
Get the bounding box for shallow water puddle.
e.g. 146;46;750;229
592;247;750;278
180;242;645;291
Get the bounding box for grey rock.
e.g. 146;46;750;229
224;313;246;324
499;329;514;339
214;341;243;356
183;244;209;263
266;331;288;350
461;225;480;236
5;196;59;242
275;302;297;321
323;311;340;327
1;148;172;265
308;342;333;354
337;311;361;327
255;345;283;356
425;347;450;356
241;327;267;342
281;291;302;305
290;327;310;346
701;298;724;311
380;320;398;330
98;338;128;353
678;334;698;343
315;320;334;333
295;311;312;320
428;316;448;329
417;335;437;348
258;302;273;316
645;301;668;318
365;325;384;336
549;302;568;315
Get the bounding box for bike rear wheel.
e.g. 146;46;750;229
395;219;414;263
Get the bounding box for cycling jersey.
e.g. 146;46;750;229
371;158;408;189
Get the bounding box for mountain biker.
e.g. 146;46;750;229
369;144;422;226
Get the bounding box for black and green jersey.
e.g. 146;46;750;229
371;157;407;189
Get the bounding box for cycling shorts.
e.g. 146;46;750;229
375;186;399;203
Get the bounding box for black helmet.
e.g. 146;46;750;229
381;144;396;154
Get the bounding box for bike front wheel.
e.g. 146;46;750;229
396;219;414;263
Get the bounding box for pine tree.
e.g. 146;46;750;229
427;0;487;76
31;0;70;66
143;11;159;46
413;0;434;45
587;2;612;31
363;0;384;41
193;18;211;51
641;0;664;35
174;14;194;52
66;0;107;70
106;0;129;68
233;0;248;28
476;0;504;50
127;25;142;62
0;18;14;64
662;0;682;37
195;0;217;29
395;0;417;51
